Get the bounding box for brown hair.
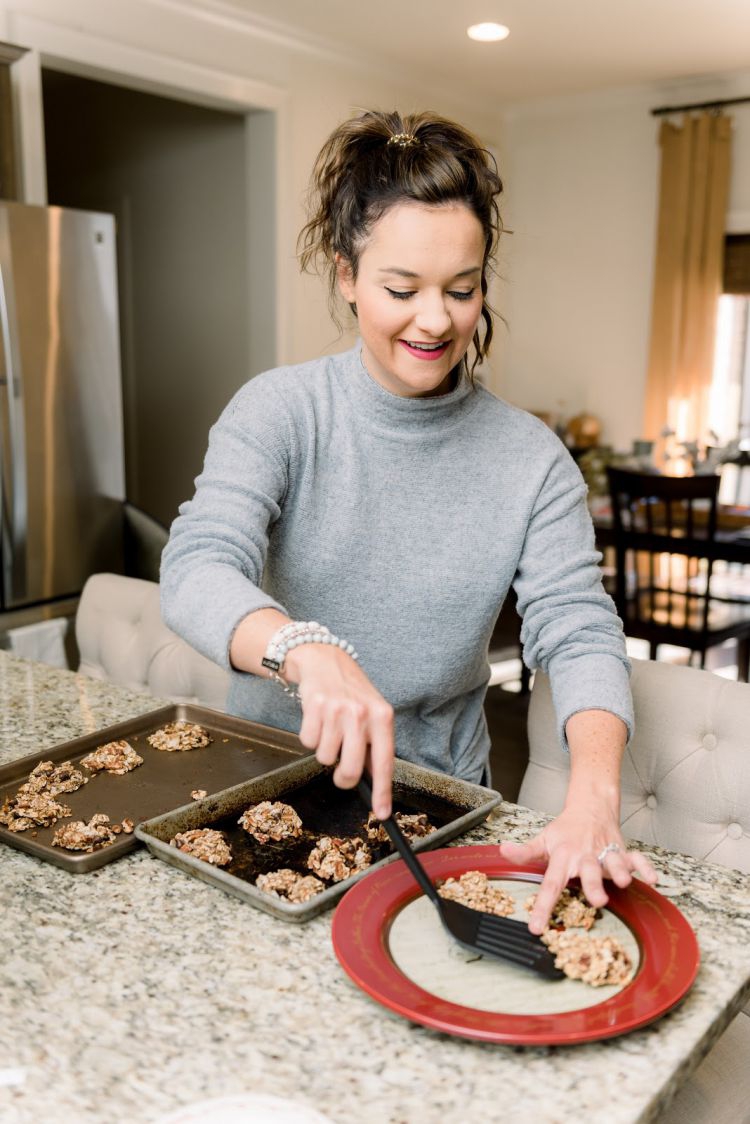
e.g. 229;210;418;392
298;109;503;379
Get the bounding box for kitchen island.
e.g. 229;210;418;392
2;651;750;1124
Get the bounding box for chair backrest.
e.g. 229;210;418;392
76;572;230;710
518;658;750;873
606;467;721;632
122;501;169;583
720;447;750;507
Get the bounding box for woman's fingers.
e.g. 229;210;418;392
629;850;659;884
498;836;547;864
526;850;572;934
332;704;368;789
367;703;395;819
578;854;611;907
600;848;633;889
501;825;660;934
597;845;659;890
298;691;325;754
297;676;395;816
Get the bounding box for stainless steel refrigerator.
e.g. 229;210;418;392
0;200;125;615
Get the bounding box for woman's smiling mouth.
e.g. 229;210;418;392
398;340;451;360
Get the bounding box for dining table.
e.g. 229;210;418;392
592;502;750;565
2;650;750;1124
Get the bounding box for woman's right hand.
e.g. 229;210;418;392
286;644;395;820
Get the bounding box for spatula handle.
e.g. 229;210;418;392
356;773;441;907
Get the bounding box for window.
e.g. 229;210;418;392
710;236;750;505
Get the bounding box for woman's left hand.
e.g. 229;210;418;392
499;806;658;934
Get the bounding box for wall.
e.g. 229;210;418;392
0;0;504;383
498;72;750;451
5;0;748;457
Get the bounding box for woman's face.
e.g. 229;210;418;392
336;201;485;398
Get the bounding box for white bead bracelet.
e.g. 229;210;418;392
261;620;359;700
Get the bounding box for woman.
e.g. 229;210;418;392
161;109;656;932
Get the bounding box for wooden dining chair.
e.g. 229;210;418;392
606;467;750;680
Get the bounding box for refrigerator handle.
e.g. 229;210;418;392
0;214;28;602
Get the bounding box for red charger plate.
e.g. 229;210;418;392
332;846;700;1045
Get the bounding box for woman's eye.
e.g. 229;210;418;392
385;287;414;300
448;289;476;301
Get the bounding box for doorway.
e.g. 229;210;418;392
42;69;275;526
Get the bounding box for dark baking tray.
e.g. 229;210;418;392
135;756;502;922
0;704;307;873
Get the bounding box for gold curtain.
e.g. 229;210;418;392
642;112;732;459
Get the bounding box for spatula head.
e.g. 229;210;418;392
436;897;565;980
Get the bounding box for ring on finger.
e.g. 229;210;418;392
596;842;622;865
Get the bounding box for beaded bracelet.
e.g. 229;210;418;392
261;620;359;700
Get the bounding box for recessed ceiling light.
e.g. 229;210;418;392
467;22;510;42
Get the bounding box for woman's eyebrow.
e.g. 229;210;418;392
377;266;482;278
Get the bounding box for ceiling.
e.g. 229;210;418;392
206;0;750;104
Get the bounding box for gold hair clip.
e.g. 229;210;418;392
387;132;420;148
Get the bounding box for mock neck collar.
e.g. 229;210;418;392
337;343;475;433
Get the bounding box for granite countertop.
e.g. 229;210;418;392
2;651;750;1124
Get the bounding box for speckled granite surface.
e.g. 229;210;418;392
2;652;750;1124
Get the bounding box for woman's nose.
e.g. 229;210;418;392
414;294;452;338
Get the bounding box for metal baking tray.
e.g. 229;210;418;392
135;756;502;922
0;704;307;873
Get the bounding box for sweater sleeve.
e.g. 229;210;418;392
512;440;633;749
160;374;292;669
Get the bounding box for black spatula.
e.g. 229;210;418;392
357;775;564;979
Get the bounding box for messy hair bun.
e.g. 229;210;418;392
298;109;504;379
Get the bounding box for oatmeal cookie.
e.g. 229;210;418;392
147;721;212;752
170;828;232;866
0;791;72;832
256;868;326;903
365;810;436;844
0;759;88;832
525;886;598;931
238;801;303;844
23;760;88;796
542;929;634;987
307;835;372;882
437;870;516;917
81;739;144;775
52;813;116;853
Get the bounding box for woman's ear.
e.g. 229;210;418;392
335;253;356;303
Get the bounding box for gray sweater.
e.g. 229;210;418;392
161;344;632;783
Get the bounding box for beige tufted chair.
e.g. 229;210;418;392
519;659;750;1124
76;573;230;710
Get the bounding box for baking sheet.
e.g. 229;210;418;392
0;704;307;872
136;756;502;922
